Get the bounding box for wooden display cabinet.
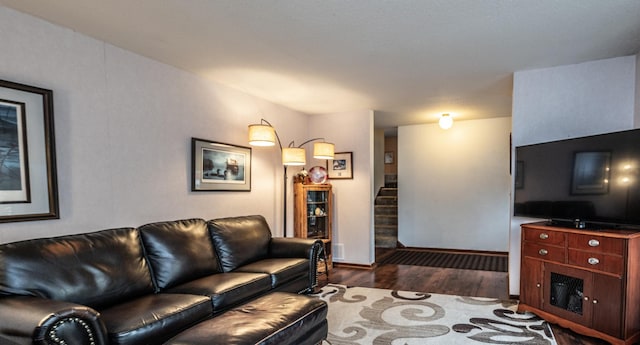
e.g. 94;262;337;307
293;182;333;272
519;222;640;345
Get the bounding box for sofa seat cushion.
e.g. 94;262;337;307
99;293;212;345
166;272;272;313
236;258;309;288
164;292;328;345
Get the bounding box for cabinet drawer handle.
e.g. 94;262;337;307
588;239;600;247
588;257;600;265
538;249;548;256
539;233;549;240
536;283;541;288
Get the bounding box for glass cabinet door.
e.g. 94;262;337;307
294;182;333;272
306;190;328;238
543;263;593;326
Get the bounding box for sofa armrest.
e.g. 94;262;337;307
0;296;108;345
270;238;324;292
270;237;322;258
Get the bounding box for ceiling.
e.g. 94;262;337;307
2;0;640;133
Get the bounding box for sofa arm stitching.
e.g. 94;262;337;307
47;317;96;345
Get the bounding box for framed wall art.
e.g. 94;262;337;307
0;79;58;223
384;151;394;164
326;151;353;179
191;138;251;191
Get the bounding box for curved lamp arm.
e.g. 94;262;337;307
287;137;327;148
258;118;284;151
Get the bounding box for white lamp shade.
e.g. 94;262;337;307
282;147;306;166
248;124;276;146
439;113;453;129
313;142;335;159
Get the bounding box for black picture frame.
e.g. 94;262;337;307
0;79;58;223
326;151;353;179
191;138;251;191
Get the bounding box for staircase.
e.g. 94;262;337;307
375;187;398;248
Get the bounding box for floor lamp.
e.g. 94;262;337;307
248;119;334;237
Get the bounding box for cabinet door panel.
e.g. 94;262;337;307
294;183;333;272
520;258;543;309
543;263;593;326
591;274;622;338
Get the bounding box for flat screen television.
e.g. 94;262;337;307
514;128;640;229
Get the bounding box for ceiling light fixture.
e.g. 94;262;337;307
439;113;453;129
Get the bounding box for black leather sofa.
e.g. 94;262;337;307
0;215;327;344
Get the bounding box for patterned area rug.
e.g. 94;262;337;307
313;284;555;345
378;249;508;272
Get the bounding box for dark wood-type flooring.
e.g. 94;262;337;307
319;249;611;345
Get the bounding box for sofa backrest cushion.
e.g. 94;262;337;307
139;218;221;290
207;215;272;272
0;227;154;309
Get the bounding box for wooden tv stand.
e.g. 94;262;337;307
519;222;640;345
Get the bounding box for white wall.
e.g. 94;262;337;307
373;128;386;194
398;117;512;251
509;55;638;295
513;56;636;146
0;7;309;243
636;54;640;126
308;110;375;265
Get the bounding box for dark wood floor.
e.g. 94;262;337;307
319;250;611;345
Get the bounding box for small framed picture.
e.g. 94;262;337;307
326;151;353;179
191;138;251;191
384;151;394;164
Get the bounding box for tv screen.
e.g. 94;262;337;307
514;129;640;228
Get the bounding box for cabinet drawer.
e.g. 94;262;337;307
523;242;565;262
567;233;624;255
523;228;565;246
568;250;624;276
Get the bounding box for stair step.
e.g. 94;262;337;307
375;205;398;215
375;185;399;248
384;175;397;189
375;215;397;225
375;225;397;237
375;235;398;248
375;196;397;205
378;188;398;196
